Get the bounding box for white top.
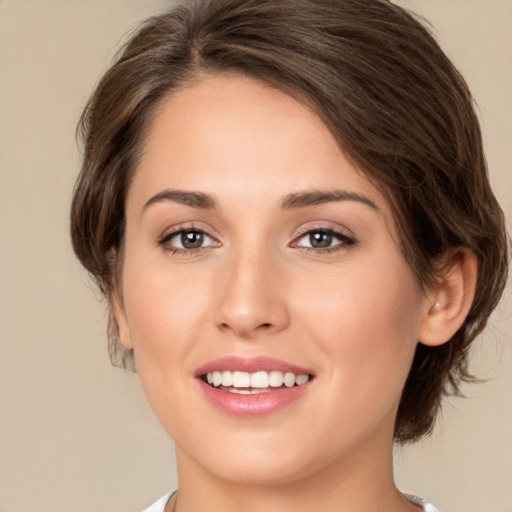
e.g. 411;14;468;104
143;491;175;512
142;491;440;511
404;493;441;512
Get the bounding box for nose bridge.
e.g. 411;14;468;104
215;240;288;337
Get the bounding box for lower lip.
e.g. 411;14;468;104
198;379;311;417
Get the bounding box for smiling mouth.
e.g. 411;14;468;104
202;370;312;394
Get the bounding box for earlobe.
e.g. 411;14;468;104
418;249;478;347
111;289;133;350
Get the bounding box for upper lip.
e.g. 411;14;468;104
194;355;314;377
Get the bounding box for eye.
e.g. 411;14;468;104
292;229;355;251
159;228;220;251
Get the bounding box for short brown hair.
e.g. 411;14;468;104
70;0;509;443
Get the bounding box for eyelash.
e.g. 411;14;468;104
291;228;356;254
156;226;356;255
156;226;220;256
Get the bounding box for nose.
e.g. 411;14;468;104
214;248;290;339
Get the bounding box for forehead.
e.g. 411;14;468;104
129;74;391;218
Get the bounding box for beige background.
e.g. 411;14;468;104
0;1;510;511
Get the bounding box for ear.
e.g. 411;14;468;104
111;286;133;350
418;248;478;347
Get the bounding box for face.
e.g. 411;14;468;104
115;75;430;486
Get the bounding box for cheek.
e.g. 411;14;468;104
120;249;213;393
298;258;421;340
120;259;214;431
293;253;423;406
122;250;209;347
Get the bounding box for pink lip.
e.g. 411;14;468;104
198;379;311;418
195;356;314;418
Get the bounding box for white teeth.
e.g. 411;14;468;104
221;371;233;387
226;388;272;395
250;371;269;388
228;388;251;394
283;372;295;388
205;370;310;390
269;370;284;387
295;374;309;385
232;371;251;387
212;371;222;387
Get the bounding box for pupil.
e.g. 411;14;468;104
310;232;332;248
181;231;204;249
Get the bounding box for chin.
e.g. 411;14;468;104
204;451;318;486
175;425;347;488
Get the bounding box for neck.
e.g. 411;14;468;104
171;431;420;512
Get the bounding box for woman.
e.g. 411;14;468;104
70;0;508;511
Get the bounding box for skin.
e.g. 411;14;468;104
114;75;475;512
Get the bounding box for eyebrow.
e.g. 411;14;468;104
142;188;379;214
142;190;218;213
281;190;379;211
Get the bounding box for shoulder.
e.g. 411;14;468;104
404;493;441;512
142;490;176;512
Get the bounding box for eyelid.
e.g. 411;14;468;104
292;221;354;240
156;223;221;253
289;224;356;252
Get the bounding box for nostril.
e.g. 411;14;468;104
218;321;275;338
